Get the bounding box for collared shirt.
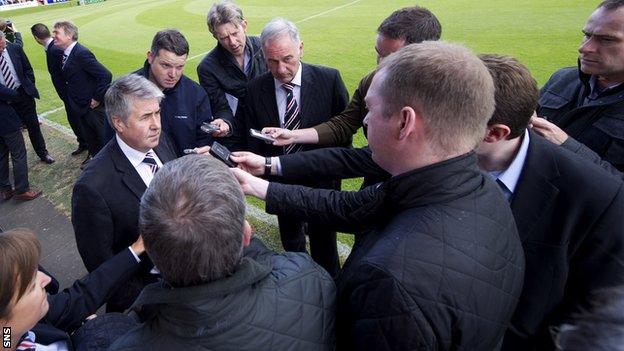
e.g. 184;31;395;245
44;37;53;51
488;129;530;201
0;48;22;88
584;75;624;105
116;134;163;187
63;41;77;58
274;62;302;126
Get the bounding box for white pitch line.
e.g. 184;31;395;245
188;0;364;61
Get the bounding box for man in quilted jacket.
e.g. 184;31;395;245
110;155;336;351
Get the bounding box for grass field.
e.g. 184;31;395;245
3;0;600;250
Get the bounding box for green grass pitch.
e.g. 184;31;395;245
4;0;599;249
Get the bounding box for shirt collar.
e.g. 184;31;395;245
274;61;302;88
44;38;53;51
116;134;154;168
64;41;78;57
494;128;530;195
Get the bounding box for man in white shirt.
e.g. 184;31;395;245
71;73;176;312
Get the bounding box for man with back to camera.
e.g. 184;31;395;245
234;53;624;351
231;42;525;350
237;18;349;277
31;23;67;103
533;0;624;172
71;73;176;312
134;28;231;156
110;155;336;351
0;28;54;165
197;0;267;127
53;21;111;164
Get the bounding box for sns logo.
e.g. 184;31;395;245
2;327;10;348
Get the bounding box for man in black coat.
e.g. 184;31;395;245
532;1;624;172
53;21;112;160
237;18;348;277
0;30;54;164
197;1;267;124
232;42;525;350
31;23;66;102
71;74;176;312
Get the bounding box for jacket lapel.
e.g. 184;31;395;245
6;45;21;77
260;74;280;127
111;139;147;200
299;63;317;128
510;131;560;241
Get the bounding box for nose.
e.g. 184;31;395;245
37;271;52;288
363;113;370;127
579;37;595;54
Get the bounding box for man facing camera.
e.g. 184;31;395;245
134;29;231;156
71;73;176;312
110;155;336;351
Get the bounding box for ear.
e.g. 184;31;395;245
398;106;419;141
240;20;248;32
483;124;511;143
242;220;252;247
111;116;125;134
147;51;155;65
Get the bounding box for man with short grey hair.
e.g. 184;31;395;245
110;155;336;351
71;73;176;312
236;18;349;277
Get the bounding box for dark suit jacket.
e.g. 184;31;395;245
502;131;624;350
71;135;175;310
61;42;112;117
32;249;140;349
0;83;21;136
5;41;39;99
235;62;349;153
45;40;66;100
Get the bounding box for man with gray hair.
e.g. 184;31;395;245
110;155;336;351
236;18;349;277
232;42;525;349
71;73;176;312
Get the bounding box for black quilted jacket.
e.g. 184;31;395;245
267;152;526;350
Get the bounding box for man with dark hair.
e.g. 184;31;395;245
263;6;441;150
53;21;111;162
71;73;176;312
134;29;230;156
110;155;336;351
475;54;624;350
0;29;54;165
197;1;267;128
534;0;624;171
232;42;525;350
31;23;65;101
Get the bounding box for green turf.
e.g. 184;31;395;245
4;0;598;251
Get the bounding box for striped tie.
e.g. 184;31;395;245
16;331;36;351
0;54;17;90
62;53;68;68
142;151;159;175
282;83;302;154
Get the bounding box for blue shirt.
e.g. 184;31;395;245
488;129;530;201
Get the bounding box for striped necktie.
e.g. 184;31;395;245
16;331;36;351
282;83;302;154
0;53;17;90
62;53;68;68
142;151;159;175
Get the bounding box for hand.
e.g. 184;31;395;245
194;146;211;155
6;23;15;33
90;99;100;109
230;151;265;176
230;167;269;199
130;235;145;255
210;119;230;137
530;115;568;145
262;127;297;146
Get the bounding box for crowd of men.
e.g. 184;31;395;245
1;0;624;350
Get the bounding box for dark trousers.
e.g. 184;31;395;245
81;104;107;157
0;130;29;193
277;215;340;278
13;89;48;159
65;102;88;149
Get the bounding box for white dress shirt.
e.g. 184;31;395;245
274;62;302;126
116;134;163;187
488;129;530;200
44;37;54;51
